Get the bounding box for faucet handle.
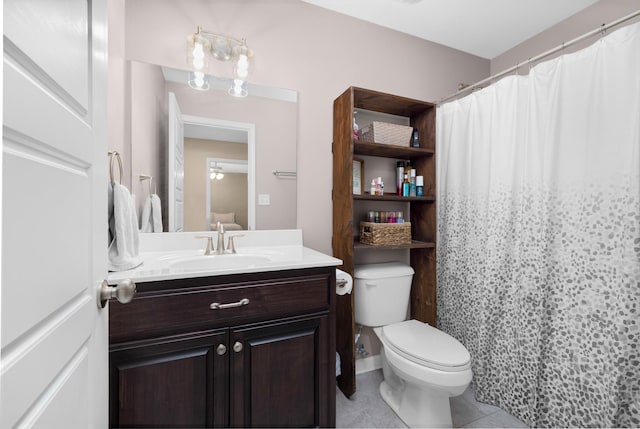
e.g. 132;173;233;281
216;221;225;234
195;235;215;255
227;234;244;254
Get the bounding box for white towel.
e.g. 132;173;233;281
140;195;152;233
151;194;163;232
108;183;142;271
140;194;164;233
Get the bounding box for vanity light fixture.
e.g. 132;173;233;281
187;26;253;97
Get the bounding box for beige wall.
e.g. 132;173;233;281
129;61;168;226
108;0;130;184
122;0;490;253
183;138;248;231
491;0;640;74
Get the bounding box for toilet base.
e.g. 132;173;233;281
379;379;453;428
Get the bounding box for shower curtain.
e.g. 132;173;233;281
436;22;640;428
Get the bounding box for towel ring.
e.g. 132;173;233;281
109;151;123;184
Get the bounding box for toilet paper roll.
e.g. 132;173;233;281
335;268;353;295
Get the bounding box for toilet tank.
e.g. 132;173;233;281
354;262;414;327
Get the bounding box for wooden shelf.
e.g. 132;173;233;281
354;142;434;158
354;193;435;202
332;87;437;399
354;239;435;250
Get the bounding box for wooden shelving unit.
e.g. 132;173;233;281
332;87;437;397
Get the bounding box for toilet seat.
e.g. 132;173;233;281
381;320;471;372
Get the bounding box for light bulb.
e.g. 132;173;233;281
187;32;209;71
235;54;249;78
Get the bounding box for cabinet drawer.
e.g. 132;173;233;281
110;274;331;343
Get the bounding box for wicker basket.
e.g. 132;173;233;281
359;221;411;246
359;122;413;147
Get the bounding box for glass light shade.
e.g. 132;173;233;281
229;79;248;98
188;71;210;91
187;33;210;71
232;41;253;80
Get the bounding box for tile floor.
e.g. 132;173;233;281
336;370;528;428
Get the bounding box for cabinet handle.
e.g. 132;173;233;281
233;341;243;353
210;298;250;310
216;344;227;355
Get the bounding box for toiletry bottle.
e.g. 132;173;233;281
379;177;384;195
397;211;404;223
411;128;419;148
353;111;359;142
409;169;417;197
370;179;376;196
396;161;405;195
402;173;410;197
416;176;424;197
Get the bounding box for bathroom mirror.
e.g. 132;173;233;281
129;60;298;232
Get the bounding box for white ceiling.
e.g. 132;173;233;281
301;0;599;59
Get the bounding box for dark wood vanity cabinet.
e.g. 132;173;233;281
108;267;336;428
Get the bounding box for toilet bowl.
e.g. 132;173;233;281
374;320;472;428
354;263;473;428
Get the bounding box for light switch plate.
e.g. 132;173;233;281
258;194;270;205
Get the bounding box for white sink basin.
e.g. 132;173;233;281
169;254;271;271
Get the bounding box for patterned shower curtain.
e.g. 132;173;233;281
436;22;640;428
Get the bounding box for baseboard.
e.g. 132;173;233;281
355;354;382;374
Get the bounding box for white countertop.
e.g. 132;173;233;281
107;230;342;284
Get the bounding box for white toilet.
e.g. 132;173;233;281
354;262;472;428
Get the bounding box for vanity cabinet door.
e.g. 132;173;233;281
230;315;332;428
109;330;229;428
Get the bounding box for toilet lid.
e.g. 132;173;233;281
381;320;471;371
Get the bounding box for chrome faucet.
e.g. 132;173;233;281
215;222;225;254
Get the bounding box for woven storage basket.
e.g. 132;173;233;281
360;121;413;147
359;221;411;246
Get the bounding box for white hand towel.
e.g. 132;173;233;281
140;195;153;233
108;183;143;271
151;194;163;232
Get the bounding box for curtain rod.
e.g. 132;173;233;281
438;9;640;105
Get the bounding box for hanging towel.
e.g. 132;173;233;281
151;194;163;232
140;194;164;233
108;183;142;271
140;195;152;233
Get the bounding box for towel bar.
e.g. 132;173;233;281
139;173;156;194
272;170;297;178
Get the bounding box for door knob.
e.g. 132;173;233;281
97;279;136;309
233;341;243;353
217;344;227;355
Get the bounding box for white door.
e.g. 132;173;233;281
168;92;185;232
2;0;109;427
